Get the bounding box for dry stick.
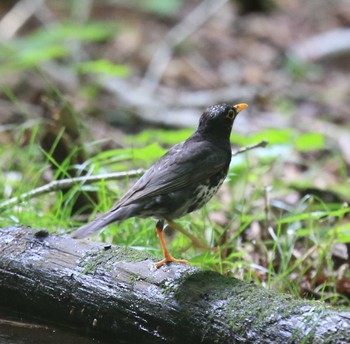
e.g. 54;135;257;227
232;139;268;157
0;140;268;210
0;0;45;41
0;170;144;210
141;0;229;93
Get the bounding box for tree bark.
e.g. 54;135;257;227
0;226;349;343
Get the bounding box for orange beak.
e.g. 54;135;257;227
233;103;248;113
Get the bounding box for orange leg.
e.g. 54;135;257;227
155;220;189;268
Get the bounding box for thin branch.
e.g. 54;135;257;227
140;0;229;93
1;141;267;210
0;0;45;41
0;169;144;210
231;139;268;157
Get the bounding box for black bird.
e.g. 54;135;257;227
71;103;248;267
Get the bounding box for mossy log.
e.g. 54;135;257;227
0;226;349;343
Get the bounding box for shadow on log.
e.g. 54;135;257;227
0;226;349;343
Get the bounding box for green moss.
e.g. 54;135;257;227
78;246;153;274
224;284;334;342
171;274;321;341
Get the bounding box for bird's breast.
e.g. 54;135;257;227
186;170;227;214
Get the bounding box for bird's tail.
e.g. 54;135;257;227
71;206;134;239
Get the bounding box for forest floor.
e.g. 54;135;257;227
0;0;349;306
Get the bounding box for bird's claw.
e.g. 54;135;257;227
155;256;189;268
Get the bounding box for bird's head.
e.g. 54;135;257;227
197;103;248;140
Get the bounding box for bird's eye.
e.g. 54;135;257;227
226;109;235;119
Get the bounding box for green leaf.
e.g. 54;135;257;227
295;133;325;152
0;22;117;73
139;0;182;15
91;143;166;169
25;22;116;44
129;143;166;161
16;46;67;66
231;129;294;146
0;45;67;73
334;223;350;243
295;228;313;237
76;60;130;77
279;208;350;224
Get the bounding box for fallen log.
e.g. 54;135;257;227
0;226;349;343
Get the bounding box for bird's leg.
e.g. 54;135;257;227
155;219;189;268
166;218;212;251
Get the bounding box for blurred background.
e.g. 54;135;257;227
0;0;350;304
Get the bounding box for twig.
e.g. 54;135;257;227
0;169;144;210
231;140;268;157
0;0;45;41
140;0;229;93
1;141;267;210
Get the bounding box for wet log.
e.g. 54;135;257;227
0;226;349;343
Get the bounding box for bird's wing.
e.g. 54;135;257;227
115;140;230;207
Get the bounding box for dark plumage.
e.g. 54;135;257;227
71;103;248;267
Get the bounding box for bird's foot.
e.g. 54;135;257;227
155;219;189;268
155;255;189;268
